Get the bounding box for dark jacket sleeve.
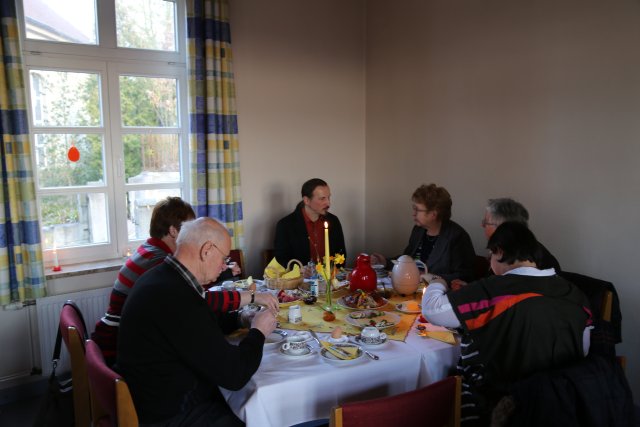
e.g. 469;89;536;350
274;213;298;266
439;226;476;283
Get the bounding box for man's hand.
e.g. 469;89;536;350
450;279;467;291
253;292;279;313
251;309;278;337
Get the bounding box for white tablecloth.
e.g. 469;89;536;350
221;320;460;427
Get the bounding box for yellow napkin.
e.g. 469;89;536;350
418;330;457;345
320;340;358;360
281;264;301;279
265;258;286;278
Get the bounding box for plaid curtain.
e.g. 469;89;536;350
0;1;46;304
187;0;244;248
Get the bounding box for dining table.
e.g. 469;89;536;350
218;278;461;427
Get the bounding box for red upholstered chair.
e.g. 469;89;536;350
59;301;91;427
85;339;138;427
330;376;461;427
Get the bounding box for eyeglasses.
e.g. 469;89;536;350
481;219;498;228
412;206;429;213
210;242;231;264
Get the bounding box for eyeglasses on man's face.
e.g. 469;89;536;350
481;219;498;228
412;205;429;213
210;241;231;264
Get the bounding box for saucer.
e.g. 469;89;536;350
353;335;388;348
320;344;363;363
279;344;313;357
396;302;422;314
264;330;287;348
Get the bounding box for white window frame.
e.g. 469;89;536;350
17;0;190;266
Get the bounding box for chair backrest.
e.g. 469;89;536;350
330;376;461;427
85;339;138;427
558;271;622;357
59;301;91;427
262;248;275;269
229;249;245;278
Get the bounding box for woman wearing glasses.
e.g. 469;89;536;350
371;183;476;284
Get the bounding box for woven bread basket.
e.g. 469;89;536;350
264;259;304;290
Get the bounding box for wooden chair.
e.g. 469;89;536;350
262;248;275;269
330;376;461;427
229;248;245;278
85;339;139;427
59;301;91;427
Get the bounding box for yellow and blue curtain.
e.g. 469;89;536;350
0;1;45;304
187;0;244;248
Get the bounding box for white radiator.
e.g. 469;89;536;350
36;287;111;376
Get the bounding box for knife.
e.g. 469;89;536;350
309;329;322;346
309;330;354;359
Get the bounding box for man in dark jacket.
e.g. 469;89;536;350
274;178;346;269
118;217;278;425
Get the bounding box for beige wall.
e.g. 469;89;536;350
366;0;640;397
230;0;367;273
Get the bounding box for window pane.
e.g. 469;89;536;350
123;134;180;182
34;134;105;188
120;76;178;127
23;0;97;45
116;0;177;51
30;70;102;127
126;189;182;241
41;193;109;249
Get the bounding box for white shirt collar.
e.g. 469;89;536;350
504;266;556;277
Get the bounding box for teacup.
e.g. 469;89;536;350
360;326;387;345
222;280;235;290
281;336;307;355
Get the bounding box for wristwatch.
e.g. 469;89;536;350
250;289;255;304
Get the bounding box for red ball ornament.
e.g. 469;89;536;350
67;145;80;162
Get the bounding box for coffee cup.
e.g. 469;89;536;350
281;335;307;355
360;326;387;344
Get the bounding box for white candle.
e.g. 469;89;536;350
52;248;59;268
324;221;330;279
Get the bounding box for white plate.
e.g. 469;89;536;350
337;295;389;310
344;311;401;330
279;344;314;358
264;330;287;347
395;302;422;314
352;334;388;348
320;344;363;363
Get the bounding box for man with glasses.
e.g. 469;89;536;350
482;198;561;272
93;197;276;366
118;217;278;426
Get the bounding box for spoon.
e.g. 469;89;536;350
363;349;379;360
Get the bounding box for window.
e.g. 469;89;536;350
18;0;188;266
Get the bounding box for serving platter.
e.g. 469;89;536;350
344;311;401;330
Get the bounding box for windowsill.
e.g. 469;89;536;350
45;258;124;280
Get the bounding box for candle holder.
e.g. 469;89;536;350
52;265;62;272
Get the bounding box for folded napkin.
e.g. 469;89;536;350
265;258;286;278
418;330;457;345
281;264;301;279
320;340;358;360
417;323;457;345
